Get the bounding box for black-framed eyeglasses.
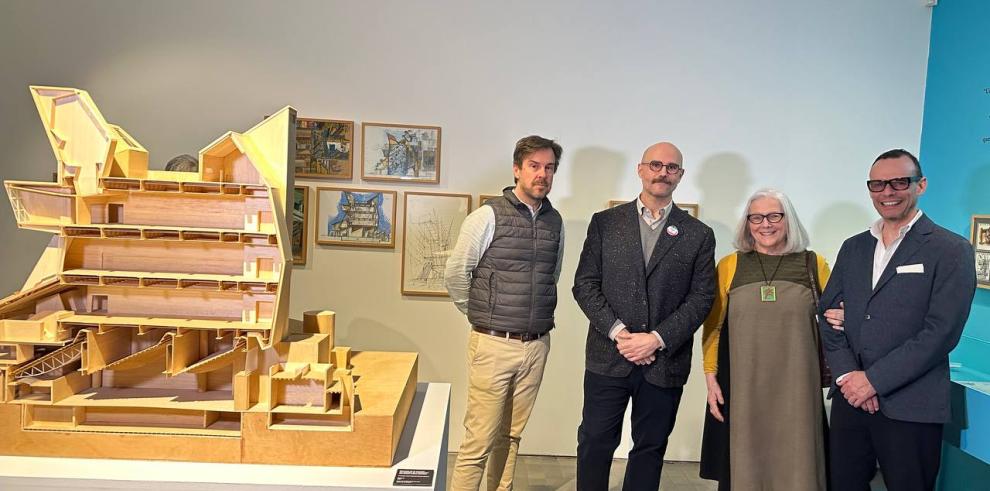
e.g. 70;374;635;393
866;175;923;192
639;160;682;174
747;212;785;224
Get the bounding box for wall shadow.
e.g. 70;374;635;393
695;152;753;258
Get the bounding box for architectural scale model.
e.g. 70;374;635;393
0;86;418;467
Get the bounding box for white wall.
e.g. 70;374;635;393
0;1;931;459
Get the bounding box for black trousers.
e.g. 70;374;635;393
830;394;943;491
576;368;683;491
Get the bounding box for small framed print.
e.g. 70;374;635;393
292;186;309;265
361;123;441;183
401;192;472;296
478;194;500;208
971;214;990;289
608;200;700;218
678;203;700;218
294;118;354;180
315;187;397;248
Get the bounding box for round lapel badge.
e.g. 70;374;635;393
666;225;679;237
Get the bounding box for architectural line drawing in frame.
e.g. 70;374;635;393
294;118;354;180
402;192;472;296
972;214;990;289
316;187;397;248
292;186;309;265
361;123;441;184
608;200;700;218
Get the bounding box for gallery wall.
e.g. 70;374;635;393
0;1;933;459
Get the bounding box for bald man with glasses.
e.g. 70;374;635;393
573;142;715;490
819;149;976;491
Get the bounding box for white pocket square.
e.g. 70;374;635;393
896;263;924;274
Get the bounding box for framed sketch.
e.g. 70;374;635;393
361;123;441;183
478;194;500;208
608;200;700;218
971;214;990;289
402;192;472;296
315;187;397;248
295;118;354;180
292;186;309;265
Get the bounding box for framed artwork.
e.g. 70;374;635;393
401;192;472;296
295;118;354;180
361;123;441;183
478;194;500;208
608;200;700;218
972;214;990;289
292;186;309;265
315;187;397;248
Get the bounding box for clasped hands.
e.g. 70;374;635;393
824;302;880;415
615;329;660;366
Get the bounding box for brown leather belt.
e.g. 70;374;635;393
473;326;547;342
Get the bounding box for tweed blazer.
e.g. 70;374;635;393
573;201;716;388
819;214;976;423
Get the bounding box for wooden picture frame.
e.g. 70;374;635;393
294;118;354;180
971;214;990;289
608;200;700;218
401;192;472;296
478;194;500;208
315;187;397;248
292;186;310;265
361;123;441;183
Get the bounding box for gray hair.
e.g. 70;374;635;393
733;188;810;254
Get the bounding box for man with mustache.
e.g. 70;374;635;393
573;142;716;490
819;149;976;490
445;135;565;490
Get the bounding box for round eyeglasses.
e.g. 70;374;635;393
747;213;785;224
639;161;682;174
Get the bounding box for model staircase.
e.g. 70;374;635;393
10;334;85;380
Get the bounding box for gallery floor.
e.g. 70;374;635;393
445;453;889;490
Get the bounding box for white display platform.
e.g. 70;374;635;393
0;382;450;490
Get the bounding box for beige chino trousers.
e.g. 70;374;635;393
449;329;551;491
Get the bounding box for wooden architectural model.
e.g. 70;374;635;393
0;86;417;467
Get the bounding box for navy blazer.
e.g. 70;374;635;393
819;213;976;423
573;201;716;388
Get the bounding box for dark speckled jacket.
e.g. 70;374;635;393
573;201;716;388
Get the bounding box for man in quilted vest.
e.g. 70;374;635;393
445;135;565;491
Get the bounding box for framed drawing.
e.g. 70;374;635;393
678;203;700;218
292;186;309;265
972;214;990;289
478;194;500;208
361;123;441;183
402;192;472;296
315;187;397;248
295;118;354;180
608;200;700;218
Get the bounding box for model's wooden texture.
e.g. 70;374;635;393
0;86;418;467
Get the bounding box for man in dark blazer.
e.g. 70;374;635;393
820;149;976;491
573;142;716;491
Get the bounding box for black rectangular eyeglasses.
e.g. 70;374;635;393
866;176;923;192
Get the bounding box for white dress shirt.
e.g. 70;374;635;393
869;209;924;288
443;191;565;315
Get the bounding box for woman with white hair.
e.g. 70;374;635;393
699;188;830;491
